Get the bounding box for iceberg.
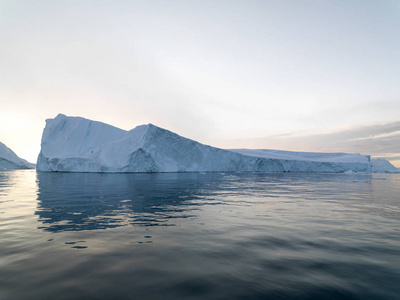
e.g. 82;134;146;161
37;114;376;173
230;149;370;164
371;158;400;173
0;141;35;170
231;149;399;174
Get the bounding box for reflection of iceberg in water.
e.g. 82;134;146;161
36;172;216;232
36;171;384;233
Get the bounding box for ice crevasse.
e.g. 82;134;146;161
37;114;382;173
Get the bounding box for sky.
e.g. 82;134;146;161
1;0;399;167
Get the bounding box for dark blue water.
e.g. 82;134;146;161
1;170;399;299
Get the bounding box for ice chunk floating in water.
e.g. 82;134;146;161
0;141;35;170
37;114;377;173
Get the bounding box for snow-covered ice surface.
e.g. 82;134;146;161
0;141;35;170
37;114;379;173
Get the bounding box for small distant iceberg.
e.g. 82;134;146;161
36;114;393;174
0;141;35;170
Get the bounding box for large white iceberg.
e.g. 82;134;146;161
36;114;376;173
0;141;35;170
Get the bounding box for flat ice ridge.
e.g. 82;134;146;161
231;149;399;174
37;114;382;173
0;141;35;170
230;149;370;163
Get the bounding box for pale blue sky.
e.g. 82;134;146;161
1;0;399;166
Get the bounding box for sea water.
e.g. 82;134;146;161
0;170;399;299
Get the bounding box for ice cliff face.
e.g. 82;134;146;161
37;114;373;173
0;141;35;170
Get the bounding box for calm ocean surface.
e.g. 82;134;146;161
0;170;399;300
